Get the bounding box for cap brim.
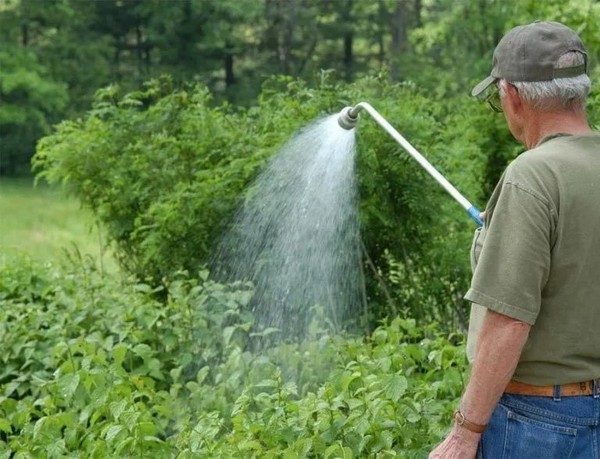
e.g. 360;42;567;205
471;75;496;98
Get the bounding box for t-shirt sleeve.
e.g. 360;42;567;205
464;180;553;325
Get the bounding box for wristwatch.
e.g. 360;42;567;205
453;410;487;433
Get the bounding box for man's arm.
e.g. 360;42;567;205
461;308;530;423
429;308;531;458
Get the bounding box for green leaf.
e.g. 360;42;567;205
112;343;128;365
58;373;80;400
196;366;210;384
133;344;153;360
223;326;236;346
385;374;408;402
33;416;48;441
324;443;353;458
109;400;127;421
105;425;124;442
0;418;11;433
137;421;157;436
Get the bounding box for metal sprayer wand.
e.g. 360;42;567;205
338;102;484;226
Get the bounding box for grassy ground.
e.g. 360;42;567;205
0;177;115;270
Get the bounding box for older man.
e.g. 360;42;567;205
430;21;600;458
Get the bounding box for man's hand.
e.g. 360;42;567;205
429;425;481;459
479;211;486;223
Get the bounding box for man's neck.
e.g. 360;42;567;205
522;108;592;149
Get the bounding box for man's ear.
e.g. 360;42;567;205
504;83;523;114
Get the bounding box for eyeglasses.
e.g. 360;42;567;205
485;85;502;113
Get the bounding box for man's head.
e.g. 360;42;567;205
472;21;591;145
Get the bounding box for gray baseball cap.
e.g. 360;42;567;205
472;21;588;97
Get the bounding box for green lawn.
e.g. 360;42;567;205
0;177;115;270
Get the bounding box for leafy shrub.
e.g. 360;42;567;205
36;70;600;327
0;256;467;456
33;73;521;326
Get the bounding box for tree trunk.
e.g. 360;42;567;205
414;0;422;27
344;33;353;81
145;46;151;73
377;0;386;67
343;0;353;81
298;37;318;76
21;22;28;46
390;0;408;81
282;0;296;74
136;25;143;80
113;39;121;81
225;50;234;88
179;0;193;65
264;0;281;69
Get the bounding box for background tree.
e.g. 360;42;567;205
1;0;598;179
0;44;67;175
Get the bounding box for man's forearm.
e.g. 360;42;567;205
460;309;531;426
429;309;532;458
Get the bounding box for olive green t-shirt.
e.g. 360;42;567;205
465;132;600;386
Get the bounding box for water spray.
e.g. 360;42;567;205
338;102;484;226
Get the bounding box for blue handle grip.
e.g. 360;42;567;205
467;205;484;226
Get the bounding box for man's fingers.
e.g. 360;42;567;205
479;211;486;222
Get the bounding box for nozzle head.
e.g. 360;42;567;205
337;106;359;130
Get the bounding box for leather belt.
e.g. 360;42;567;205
505;379;599;397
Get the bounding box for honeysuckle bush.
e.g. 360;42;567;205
0;256;467;457
32;72;518;327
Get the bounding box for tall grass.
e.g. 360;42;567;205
0;177;114;270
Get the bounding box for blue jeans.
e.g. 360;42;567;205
478;391;600;458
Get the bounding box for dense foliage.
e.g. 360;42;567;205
32;74;498;327
32;69;600;327
0;256;467;457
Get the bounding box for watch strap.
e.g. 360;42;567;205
453;410;487;434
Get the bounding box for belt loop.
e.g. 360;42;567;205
553;384;561;401
593;379;600;399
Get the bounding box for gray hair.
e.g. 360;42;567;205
500;51;591;110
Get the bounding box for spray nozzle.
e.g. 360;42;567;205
337;106;360;130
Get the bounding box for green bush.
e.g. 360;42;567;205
0;256;467;457
36;71;600;327
34;73;521;326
